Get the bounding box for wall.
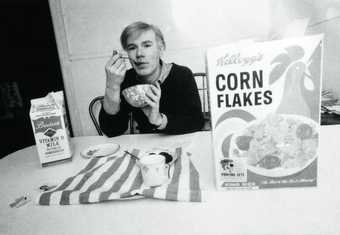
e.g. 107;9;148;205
49;0;340;136
269;0;340;99
48;0;270;136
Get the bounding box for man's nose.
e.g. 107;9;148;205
136;47;145;57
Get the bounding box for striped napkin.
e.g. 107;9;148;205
37;147;203;205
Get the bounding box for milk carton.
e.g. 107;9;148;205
30;91;73;166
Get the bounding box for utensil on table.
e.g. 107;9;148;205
39;184;57;192
124;151;140;161
9;195;31;208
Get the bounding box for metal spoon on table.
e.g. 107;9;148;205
124;151;140;161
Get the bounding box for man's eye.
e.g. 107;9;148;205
127;46;136;51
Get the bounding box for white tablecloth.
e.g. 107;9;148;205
1;128;340;235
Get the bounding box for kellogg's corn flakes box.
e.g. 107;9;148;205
30;91;73;166
206;35;323;190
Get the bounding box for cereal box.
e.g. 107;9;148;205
206;35;323;190
30;91;73;166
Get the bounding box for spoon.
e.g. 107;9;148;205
124;151;140;161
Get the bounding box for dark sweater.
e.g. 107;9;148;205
99;63;204;136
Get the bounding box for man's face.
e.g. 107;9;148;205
126;29;163;81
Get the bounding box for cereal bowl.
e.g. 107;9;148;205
122;84;151;108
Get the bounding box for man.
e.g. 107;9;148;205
99;21;204;136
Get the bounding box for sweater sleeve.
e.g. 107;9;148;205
162;67;205;134
98;96;130;137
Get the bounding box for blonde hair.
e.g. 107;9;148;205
120;21;165;50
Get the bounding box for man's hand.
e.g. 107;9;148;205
142;82;163;126
103;51;126;115
105;50;127;89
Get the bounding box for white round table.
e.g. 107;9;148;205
1;129;340;235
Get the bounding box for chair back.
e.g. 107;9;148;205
89;96;135;135
89;96;104;135
193;73;211;130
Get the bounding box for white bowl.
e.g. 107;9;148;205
122;84;151;108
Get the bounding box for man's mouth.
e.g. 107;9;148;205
134;61;148;68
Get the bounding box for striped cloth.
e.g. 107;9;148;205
37;147;203;205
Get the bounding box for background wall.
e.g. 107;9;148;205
269;0;340;104
48;0;340;136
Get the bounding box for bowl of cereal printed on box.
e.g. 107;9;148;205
229;113;319;177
